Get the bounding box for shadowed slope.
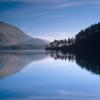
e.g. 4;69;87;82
0;21;48;49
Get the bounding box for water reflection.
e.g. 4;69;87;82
0;51;48;79
49;50;76;61
0;50;100;79
49;50;100;76
0;51;100;100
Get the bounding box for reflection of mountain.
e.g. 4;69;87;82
0;51;48;79
49;51;100;76
75;53;100;76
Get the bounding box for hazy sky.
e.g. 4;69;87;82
0;0;100;41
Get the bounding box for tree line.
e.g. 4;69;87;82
46;38;75;48
46;22;100;52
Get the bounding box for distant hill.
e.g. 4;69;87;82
46;22;100;53
75;22;100;52
0;21;48;50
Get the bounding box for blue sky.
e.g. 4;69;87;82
0;0;100;41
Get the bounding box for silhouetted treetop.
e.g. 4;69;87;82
46;22;100;52
76;22;100;41
75;22;100;51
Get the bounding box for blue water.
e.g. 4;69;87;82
0;51;100;100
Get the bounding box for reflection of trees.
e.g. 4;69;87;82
49;50;100;76
75;53;100;75
49;51;75;61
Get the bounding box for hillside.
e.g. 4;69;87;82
75;22;100;52
46;22;100;53
0;21;48;50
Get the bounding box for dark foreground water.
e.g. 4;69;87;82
0;50;100;100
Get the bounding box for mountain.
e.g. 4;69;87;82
75;22;100;52
46;22;100;53
0;21;48;50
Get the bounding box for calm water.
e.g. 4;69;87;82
0;50;100;100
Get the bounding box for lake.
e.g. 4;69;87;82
0;50;100;100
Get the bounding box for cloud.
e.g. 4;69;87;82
1;0;100;8
0;0;70;3
29;32;75;41
0;0;100;20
